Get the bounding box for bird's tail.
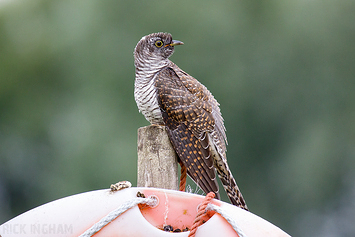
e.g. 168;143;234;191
208;132;248;210
216;165;248;211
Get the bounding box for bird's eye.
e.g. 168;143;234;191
155;40;163;47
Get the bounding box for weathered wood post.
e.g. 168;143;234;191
137;125;179;190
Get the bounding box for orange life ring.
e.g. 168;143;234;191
0;187;290;237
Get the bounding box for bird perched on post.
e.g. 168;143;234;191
134;32;248;210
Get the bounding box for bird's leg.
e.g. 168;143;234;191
178;160;187;192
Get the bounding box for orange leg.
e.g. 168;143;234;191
178;160;187;192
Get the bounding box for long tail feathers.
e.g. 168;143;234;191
217;168;248;211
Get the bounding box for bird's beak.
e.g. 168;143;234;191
166;40;184;47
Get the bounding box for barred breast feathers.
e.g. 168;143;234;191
134;45;170;124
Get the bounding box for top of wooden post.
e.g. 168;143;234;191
137;125;179;190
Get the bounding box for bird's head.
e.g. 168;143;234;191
134;32;183;65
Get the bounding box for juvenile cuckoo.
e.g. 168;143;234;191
134;32;248;210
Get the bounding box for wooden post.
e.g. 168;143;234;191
137;125;179;190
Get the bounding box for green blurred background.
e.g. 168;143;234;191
0;0;354;236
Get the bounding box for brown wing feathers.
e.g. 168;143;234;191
156;66;220;198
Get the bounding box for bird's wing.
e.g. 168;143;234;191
155;65;221;198
172;64;228;160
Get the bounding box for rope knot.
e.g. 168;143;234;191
188;192;215;237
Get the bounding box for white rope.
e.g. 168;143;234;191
79;196;158;237
206;203;248;237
